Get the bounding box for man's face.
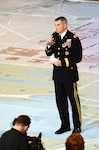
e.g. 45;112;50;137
55;20;67;34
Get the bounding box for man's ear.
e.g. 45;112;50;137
24;125;29;130
63;23;67;29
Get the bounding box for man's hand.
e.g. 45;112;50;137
50;56;61;67
47;36;56;45
54;59;62;67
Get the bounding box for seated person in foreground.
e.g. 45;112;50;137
0;115;31;150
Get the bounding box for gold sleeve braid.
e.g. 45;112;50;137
45;48;51;53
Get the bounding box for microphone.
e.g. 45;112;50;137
51;32;59;45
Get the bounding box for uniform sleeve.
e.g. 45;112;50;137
45;31;58;56
45;44;54;56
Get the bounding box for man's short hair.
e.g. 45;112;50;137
65;133;85;150
55;16;67;23
12;115;31;126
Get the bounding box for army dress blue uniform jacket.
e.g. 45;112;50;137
45;30;82;83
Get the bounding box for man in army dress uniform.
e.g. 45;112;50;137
45;16;82;134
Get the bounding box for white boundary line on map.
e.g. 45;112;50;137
0;24;29;40
0;94;31;99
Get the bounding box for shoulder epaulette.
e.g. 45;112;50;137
73;34;78;38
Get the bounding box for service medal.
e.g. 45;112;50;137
65;51;69;56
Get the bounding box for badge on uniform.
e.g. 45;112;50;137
65;51;69;56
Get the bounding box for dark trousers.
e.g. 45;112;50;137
54;81;82;129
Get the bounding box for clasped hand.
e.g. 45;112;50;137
50;56;62;67
53;59;62;67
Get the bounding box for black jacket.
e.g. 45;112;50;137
0;128;29;150
45;30;82;83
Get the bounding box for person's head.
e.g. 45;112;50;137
55;16;67;34
65;133;85;150
12;115;31;134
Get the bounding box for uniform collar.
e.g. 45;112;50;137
59;30;67;39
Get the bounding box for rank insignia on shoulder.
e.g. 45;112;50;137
73;34;78;38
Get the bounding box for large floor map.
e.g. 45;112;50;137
0;0;99;149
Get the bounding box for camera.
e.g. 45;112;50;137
27;132;45;150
